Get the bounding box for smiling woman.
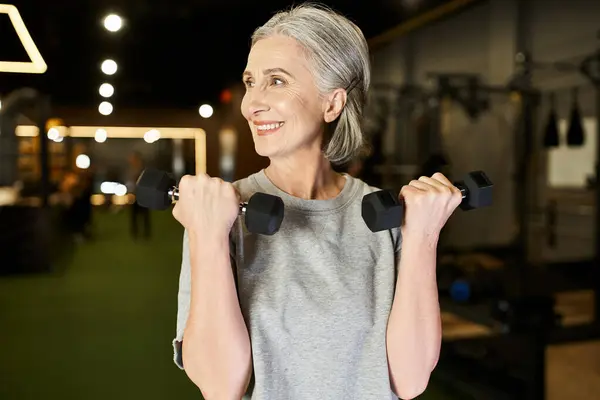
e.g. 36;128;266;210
171;3;451;400
243;6;370;166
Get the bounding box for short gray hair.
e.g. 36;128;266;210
251;2;371;165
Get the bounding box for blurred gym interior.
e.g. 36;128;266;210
2;0;600;399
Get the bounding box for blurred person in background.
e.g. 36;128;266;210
74;168;94;240
127;151;150;240
52;170;93;243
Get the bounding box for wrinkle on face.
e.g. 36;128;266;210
239;35;348;199
241;35;327;159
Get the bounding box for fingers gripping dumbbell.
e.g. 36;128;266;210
362;171;493;232
135;168;285;235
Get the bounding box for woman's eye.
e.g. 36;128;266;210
271;77;285;86
244;80;254;88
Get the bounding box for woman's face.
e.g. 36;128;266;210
241;35;329;161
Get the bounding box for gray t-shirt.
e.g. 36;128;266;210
173;170;402;399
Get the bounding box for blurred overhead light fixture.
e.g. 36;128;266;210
101;59;118;75
99;101;113;116
199;104;213;118
16;125;205;139
144;129;161;143
76;154;91;169
47;128;60;141
15;125;207;175
99;83;114;98
95;128;108;143
103;14;122;32
100;182;119;194
114;184;127;196
0;4;47;73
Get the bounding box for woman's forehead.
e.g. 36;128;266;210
246;36;309;74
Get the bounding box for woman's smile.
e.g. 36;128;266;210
254;121;285;136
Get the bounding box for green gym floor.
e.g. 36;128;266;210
0;210;461;400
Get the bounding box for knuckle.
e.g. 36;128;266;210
194;174;208;186
213;179;225;190
225;183;236;195
197;174;209;184
179;175;191;187
221;183;232;194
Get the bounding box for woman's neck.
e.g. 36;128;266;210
265;154;345;200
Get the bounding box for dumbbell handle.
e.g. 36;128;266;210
168;187;250;213
456;185;468;200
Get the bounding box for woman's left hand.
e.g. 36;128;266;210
399;172;463;241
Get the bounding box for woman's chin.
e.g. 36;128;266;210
254;142;280;159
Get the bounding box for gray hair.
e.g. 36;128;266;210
251;2;371;165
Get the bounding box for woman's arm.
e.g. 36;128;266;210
385;171;462;399
183;231;253;399
386;234;441;400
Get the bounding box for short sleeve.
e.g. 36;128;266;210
392;227;402;281
172;229;191;370
172;226;239;370
393;227;402;254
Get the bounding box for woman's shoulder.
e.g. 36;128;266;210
231;171;265;201
348;175;384;196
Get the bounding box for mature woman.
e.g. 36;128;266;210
171;3;462;399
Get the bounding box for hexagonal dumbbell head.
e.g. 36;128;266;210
361;189;404;232
245;192;285;235
458;171;493;211
136;168;177;210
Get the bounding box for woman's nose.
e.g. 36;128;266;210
246;90;269;115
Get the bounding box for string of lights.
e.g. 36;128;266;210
97;13;122;123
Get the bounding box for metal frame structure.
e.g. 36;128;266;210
365;40;600;399
14;125;208;176
519;42;600;337
0;4;47;74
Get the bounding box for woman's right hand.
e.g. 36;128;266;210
172;174;240;238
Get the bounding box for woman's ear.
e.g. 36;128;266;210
323;88;347;123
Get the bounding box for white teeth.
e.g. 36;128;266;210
257;122;284;131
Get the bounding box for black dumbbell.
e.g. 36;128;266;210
136;168;285;235
362;170;493;232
